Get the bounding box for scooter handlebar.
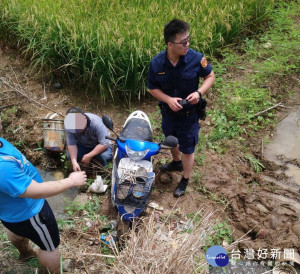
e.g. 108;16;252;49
105;135;117;141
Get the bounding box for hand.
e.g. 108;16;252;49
68;171;87;187
72;161;81;172
186;91;201;105
81;154;92;165
167;97;183;112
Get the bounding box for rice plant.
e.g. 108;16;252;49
0;0;275;102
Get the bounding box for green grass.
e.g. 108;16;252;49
0;0;275;103
206;1;300;145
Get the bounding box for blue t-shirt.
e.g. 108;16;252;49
147;48;212;103
0;137;44;223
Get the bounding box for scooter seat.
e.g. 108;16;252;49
121;118;152;142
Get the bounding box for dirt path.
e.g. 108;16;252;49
1;41;300;268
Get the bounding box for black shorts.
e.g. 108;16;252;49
1;200;60;251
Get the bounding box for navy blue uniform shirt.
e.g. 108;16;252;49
147;48;212;102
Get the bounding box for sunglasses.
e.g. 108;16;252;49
171;36;191;47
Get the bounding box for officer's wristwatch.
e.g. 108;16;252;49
196;90;202;99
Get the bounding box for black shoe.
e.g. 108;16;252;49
173;179;188;198
160;160;183;172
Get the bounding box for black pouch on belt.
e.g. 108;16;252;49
197;98;207;121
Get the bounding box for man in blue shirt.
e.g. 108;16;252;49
0;118;87;273
64;107;112;171
148;19;215;197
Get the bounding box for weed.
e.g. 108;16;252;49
186;212;202;226
13;140;24;149
0;227;7;242
248;180;260;193
86;178;94;188
24;257;40;268
56;219;75;230
244;37;255;51
60;152;71;171
203;221;233;252
65;200;85;216
64;195;107;222
195;134;207;165
194;153;206;166
148;106;164;142
193;172;202;185
196;185;227;206
245;154;265;173
33;140;46;152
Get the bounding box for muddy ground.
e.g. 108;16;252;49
0;40;300;272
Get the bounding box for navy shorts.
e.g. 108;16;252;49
161;112;200;154
1;200;60;251
67;144;113;167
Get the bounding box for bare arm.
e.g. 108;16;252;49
67;145;81;171
81;144;108;165
186;71;215;104
19;171;87;199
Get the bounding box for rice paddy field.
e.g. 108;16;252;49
0;0;275;102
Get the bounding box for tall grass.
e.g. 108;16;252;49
0;0;274;102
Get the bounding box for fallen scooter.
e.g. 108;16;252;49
102;110;178;222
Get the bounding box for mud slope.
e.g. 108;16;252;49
0;43;300;254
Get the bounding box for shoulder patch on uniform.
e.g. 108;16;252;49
157;72;165;75
200;57;207;68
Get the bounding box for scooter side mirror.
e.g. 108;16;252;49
161;135;178;148
102;115;114;131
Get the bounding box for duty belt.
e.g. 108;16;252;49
160;105;197;118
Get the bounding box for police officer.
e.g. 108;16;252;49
148;19;215;197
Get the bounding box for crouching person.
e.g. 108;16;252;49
0;118;87;273
64;107;112;172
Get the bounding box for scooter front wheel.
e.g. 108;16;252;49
116;215;131;248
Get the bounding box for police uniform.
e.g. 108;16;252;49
147;48;212;154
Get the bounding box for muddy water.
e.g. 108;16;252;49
263;107;300;219
37;168;78;218
264;110;300;164
262;105;300;269
219;105;300;273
